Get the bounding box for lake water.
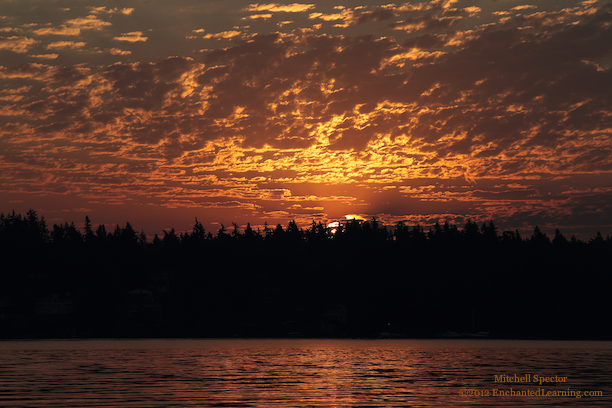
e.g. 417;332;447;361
0;339;611;407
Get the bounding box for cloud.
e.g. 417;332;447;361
113;31;148;42
0;36;38;53
0;63;56;80
511;5;538;11
89;6;135;15
110;48;131;55
32;15;111;36
352;5;398;24
308;3;469;29
243;14;273;20
203;31;242;40
46;41;86;49
64;15;113;30
397;0;459;12
30;53;59;59
245;3;315;13
89;6;108;14
0;27;21;33
32;26;82;36
389;14;465;32
308;10;353;23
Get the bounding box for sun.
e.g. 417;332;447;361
326;215;366;234
327;221;340;234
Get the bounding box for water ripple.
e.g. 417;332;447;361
0;339;611;407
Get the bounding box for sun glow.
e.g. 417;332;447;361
327;220;340;234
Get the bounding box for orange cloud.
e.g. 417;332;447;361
30;53;59;59
110;48;131;55
398;0;459;12
89;6;135;15
113;31;148;42
32;15;111;36
0;36;38;53
46;41;86;49
32;26;81;36
512;5;538;11
203;31;242;40
243;14;273;20
64;15;112;30
245;3;315;13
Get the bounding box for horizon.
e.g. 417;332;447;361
2;207;608;243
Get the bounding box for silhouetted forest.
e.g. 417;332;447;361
1;209;611;340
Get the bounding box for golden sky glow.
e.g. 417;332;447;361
1;0;612;238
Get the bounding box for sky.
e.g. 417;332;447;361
1;0;611;240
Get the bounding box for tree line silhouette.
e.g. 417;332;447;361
1;209;611;340
3;209;610;250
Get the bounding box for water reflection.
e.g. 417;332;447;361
0;339;611;407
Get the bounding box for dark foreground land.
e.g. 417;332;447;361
1;210;611;340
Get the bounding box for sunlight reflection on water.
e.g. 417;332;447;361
0;339;611;407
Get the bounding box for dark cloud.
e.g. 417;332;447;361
388;13;464;31
354;6;397;24
402;32;455;49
